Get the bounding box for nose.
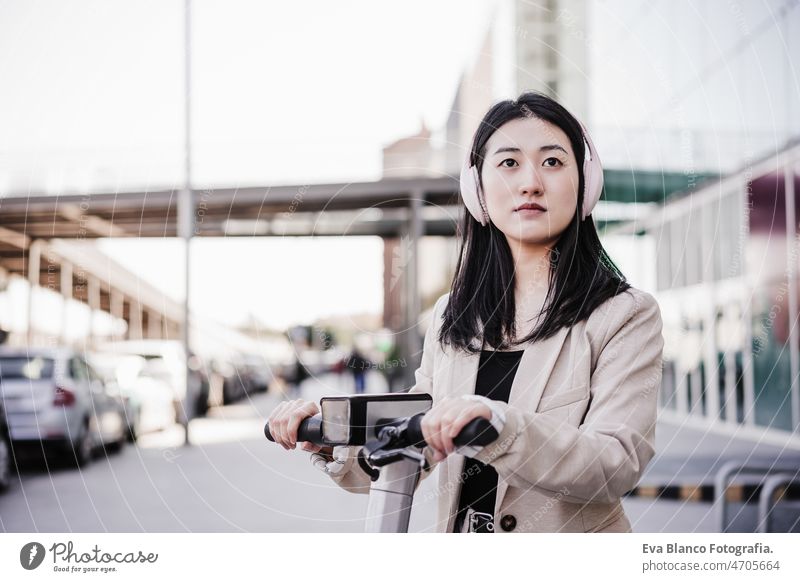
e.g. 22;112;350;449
518;162;544;196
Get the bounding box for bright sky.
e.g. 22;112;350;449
0;0;494;189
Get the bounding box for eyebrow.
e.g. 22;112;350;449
492;145;568;156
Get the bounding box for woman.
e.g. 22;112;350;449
267;91;664;533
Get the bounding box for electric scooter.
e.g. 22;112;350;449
264;393;499;533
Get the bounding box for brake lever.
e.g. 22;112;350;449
367;447;427;468
361;425;430;470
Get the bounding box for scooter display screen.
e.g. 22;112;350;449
321;398;351;445
320;393;433;446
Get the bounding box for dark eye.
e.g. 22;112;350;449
499;158;518;168
543;157;563;167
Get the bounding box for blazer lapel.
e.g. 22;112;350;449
494;325;570;515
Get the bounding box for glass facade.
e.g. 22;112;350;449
647;153;800;435
746;172;795;431
750;283;793;431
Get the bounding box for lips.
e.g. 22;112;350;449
515;203;546;212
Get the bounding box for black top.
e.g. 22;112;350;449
454;348;524;532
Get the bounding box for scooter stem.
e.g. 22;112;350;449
364;457;422;533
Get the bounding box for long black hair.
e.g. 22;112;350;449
439;91;630;354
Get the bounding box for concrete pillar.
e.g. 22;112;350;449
166;320;179;340
88;276;100;348
60;261;73;345
383;238;404;330
147;311;162;339
402;192;423;389
129;300;143;340
26;239;43;345
111;290;124;341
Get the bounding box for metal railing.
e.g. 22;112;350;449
714;461;800;532
757;473;800;533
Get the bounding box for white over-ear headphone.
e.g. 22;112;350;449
459;116;603;225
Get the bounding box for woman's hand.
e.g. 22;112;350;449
267;398;332;457
420;396;493;463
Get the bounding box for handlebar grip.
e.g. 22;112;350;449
454;417;499;447
406;413;499;449
406;414;426;446
264;414;324;445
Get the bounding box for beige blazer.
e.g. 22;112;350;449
327;286;664;533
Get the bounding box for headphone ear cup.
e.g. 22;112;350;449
578;127;604;220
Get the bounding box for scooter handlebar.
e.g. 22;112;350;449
264;411;499;449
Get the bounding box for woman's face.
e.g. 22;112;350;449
480;116;580;248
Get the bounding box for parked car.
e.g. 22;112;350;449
88;352;177;441
96;340;210;421
209;356;258;405
0;399;12;491
188;352;211;417
0;347;128;467
240;354;274;393
213;358;245;405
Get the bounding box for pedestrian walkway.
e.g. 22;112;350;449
3;373;797;533
624;414;800;532
639;415;800;490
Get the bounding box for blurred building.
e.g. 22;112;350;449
626;140;800;440
603;1;800;442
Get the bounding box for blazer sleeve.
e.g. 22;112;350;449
470;289;664;504
323;294;447;494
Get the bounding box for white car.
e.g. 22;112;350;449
95;340;202;422
89;353;177;440
0;347;127;467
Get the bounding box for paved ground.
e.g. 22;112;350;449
0;372;381;532
1;370;797;533
640;416;800;488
